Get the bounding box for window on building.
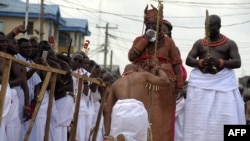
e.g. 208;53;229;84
58;31;71;46
23;21;34;35
0;21;3;32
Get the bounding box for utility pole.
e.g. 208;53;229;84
96;22;117;69
39;0;44;41
24;0;29;38
110;50;113;71
104;23;108;69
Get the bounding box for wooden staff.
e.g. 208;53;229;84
44;72;57;141
69;78;83;141
153;1;163;60
24;72;52;141
205;9;210;59
0;51;109;139
147;1;163;141
90;86;109;141
202;10;210;74
0;52;108;87
0;58;12;125
203;9;217;74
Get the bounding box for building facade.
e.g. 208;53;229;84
0;0;90;54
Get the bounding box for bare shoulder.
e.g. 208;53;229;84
193;38;202;43
186;39;203;58
194;39;203;47
189;39;203;52
110;77;124;90
227;38;238;47
110;78;120;87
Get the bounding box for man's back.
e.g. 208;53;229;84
104;63;170;140
110;67;169;102
111;72;147;102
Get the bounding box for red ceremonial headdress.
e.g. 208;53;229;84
144;4;163;24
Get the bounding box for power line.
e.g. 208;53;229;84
42;0;250;21
164;0;250;5
40;0;250;72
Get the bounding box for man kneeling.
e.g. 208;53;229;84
104;58;170;141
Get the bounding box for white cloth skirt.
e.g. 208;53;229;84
183;68;246;141
110;99;148;141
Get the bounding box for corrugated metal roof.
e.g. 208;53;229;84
0;0;90;35
0;0;65;25
1;0;60;15
59;18;91;36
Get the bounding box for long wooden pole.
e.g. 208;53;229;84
24;72;52;141
0;51;108;138
44;73;57;141
203;10;217;74
91;87;109;141
205;10;210;58
148;1;163;141
0;58;12;125
153;1;163;59
69;78;83;141
0;52;107;87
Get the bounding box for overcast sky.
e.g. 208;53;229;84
26;0;250;80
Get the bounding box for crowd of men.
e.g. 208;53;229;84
1;3;250;141
0;24;119;141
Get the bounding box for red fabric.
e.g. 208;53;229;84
29;99;36;119
144;4;163;24
180;64;187;82
83;41;90;49
49;36;55;44
133;38;148;52
129;35;182;141
137;54;171;64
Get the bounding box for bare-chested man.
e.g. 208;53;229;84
0;31;24;140
104;60;170;141
0;32;14;140
7;25;31;121
184;14;246;141
0;32;8;80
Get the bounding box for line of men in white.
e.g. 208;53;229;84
0;25;115;141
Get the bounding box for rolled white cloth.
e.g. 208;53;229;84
188;68;238;92
110;99;149;141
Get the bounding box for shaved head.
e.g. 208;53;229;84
124;64;138;72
